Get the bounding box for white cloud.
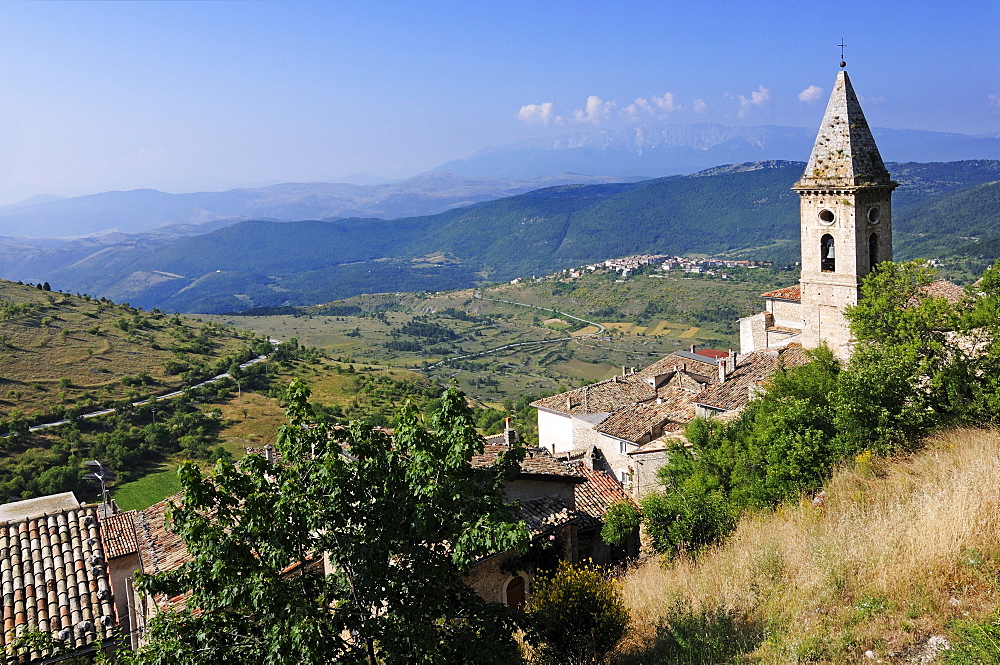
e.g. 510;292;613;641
573;95;616;124
988;93;1000;111
737;85;770;118
692;98;707;113
798;85;823;103
622;92;682;121
516;102;556;125
652;92;682;113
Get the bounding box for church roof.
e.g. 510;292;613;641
795;70;892;189
761;284;801;301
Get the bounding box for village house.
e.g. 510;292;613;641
532;344;807;497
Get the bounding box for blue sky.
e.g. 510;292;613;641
0;0;997;204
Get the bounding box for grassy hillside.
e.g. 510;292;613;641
206;265;794;405
618;428;1000;663
0;279;256;424
32;160;1000;313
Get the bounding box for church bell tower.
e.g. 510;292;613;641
794;66;897;359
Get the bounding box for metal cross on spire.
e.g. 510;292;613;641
838;39;847;68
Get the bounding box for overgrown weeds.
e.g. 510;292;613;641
618;428;1000;662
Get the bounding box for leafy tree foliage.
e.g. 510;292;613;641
123;380;530;664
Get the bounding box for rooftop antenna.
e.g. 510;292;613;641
838;39;847;68
83;460;115;515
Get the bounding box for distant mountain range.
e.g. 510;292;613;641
3;160;998;314
0;172;644;239
2;122;996;241
433;124;1000;179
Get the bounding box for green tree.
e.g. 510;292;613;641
125;380;529;665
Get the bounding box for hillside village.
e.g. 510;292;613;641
1;66;993;663
512;254;773;284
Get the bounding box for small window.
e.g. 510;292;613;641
869;233;879;271
821;234;836;272
868;206;880;224
619;440;628;455
818;209;836;225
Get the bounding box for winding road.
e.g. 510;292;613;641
10;339;282;436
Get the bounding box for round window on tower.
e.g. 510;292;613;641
868;206;881;224
818;209;836;225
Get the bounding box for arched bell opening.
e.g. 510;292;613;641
868;233;879;273
821;234;836;273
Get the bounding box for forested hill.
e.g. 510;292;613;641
13;159;1000;314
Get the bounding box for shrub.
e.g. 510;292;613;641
525;562;629;665
640;473;735;559
601;500;641;545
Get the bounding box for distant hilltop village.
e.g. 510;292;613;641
530;67;962;499
510;254;773;284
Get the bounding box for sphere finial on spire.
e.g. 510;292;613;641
838;39;847;68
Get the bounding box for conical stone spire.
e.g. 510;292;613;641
796;70;891;188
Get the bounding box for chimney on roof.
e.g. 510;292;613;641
622;365;627;377
503;417;518;446
566;396;573;410
728;349;737;373
719;359;727;384
690;344;697;353
264;445;274;464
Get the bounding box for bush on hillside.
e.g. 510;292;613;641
525;562;630;665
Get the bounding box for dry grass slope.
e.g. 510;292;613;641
620;428;1000;663
0;280;252;419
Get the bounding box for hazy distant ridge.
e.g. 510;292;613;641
0;172;643;239
434;124;1000;178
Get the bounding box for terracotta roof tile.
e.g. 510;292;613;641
917;280;964;304
636;351;720;383
761;285;801;301
574;468;637;526
531;376;655;415
100;511;138;560
595;395;694;443
135;495;190;577
695;344;809;411
628;430;688;455
519;497;577;537
473;445;586;479
0;506;117;657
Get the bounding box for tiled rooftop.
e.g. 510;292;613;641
761;284;801;301
531;376;655;416
627;429;688;456
574;467;637;527
695;344;809;411
595;396;693;443
519;496;577;537
472;445;586;479
916;280;964;304
636;352;719;383
135;496;190;577
0;507;117;659
100;511;138;560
